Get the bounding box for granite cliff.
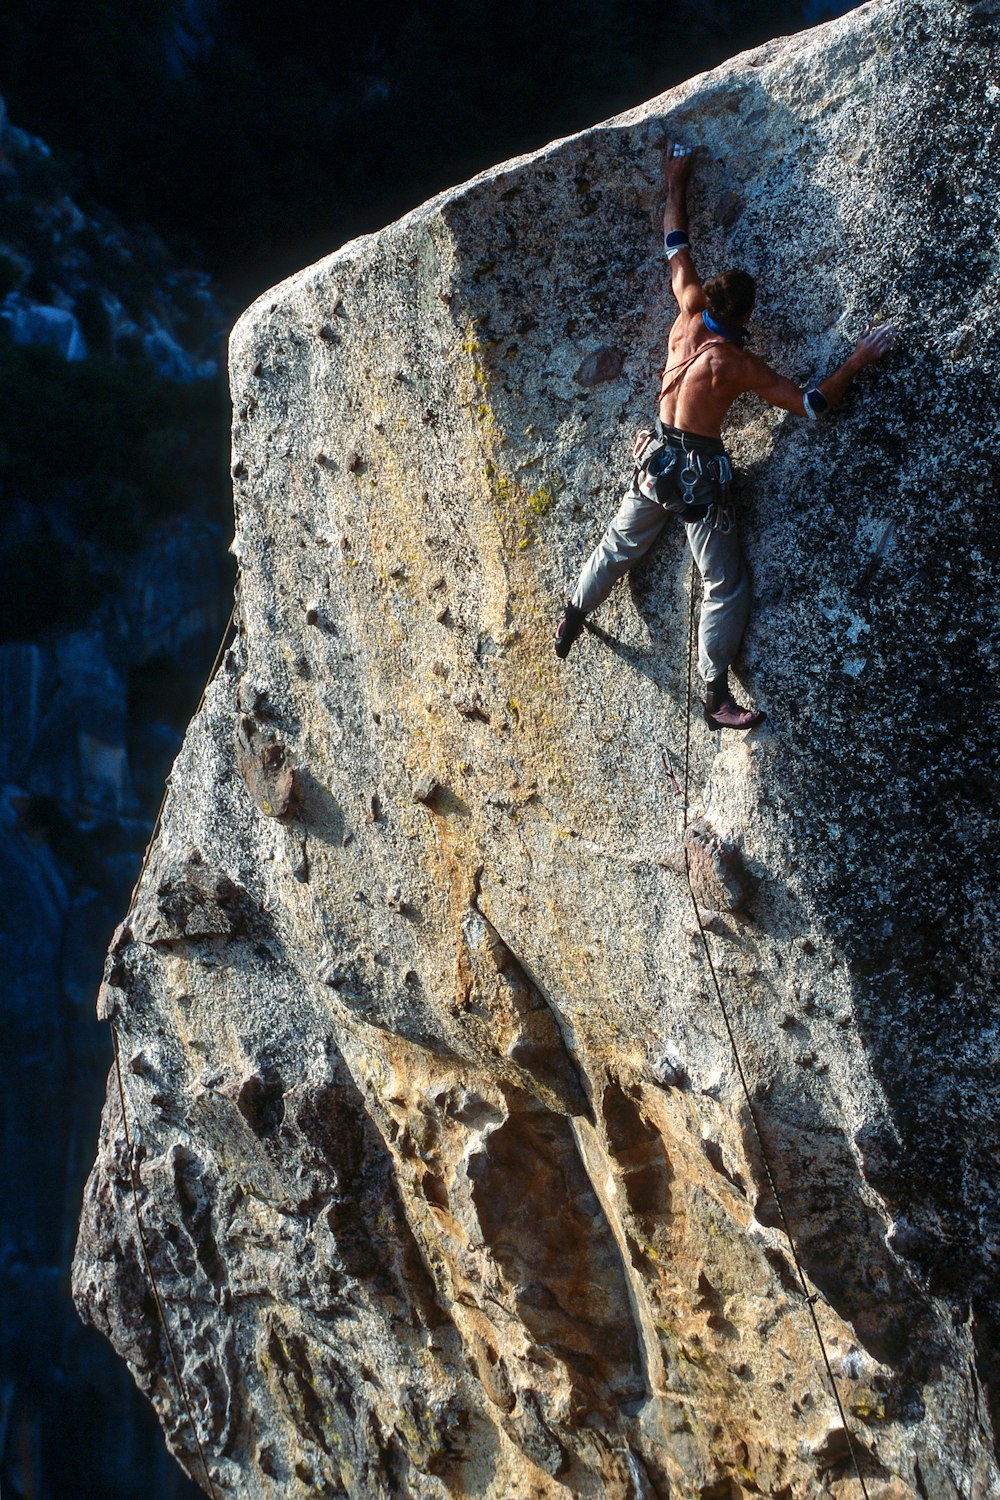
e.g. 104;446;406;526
74;0;1000;1495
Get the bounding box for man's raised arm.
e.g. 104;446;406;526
662;142;707;315
743;324;898;417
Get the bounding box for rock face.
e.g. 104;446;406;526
74;2;1000;1496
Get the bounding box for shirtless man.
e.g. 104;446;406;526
555;141;896;730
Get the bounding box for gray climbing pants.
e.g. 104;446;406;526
570;445;751;682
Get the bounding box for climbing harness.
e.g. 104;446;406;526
666;565;873;1500
632;421;735;530
108;600;238;1500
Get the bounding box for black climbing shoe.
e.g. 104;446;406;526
703;692;764;731
555;602;586;660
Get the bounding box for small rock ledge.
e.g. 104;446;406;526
75;2;1000;1495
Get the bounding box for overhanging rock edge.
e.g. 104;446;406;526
75;1;1000;1494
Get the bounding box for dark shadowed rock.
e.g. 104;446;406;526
574;344;624;386
74;4;1000;1496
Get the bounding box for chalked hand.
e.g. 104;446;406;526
663;140;694;187
855;322;897;365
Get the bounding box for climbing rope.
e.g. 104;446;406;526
674;561;872;1500
108;598;237;1500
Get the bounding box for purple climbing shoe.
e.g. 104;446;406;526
703;692;764;731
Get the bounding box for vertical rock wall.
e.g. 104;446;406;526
75;1;1000;1495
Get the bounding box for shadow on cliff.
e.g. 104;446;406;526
571;454;976;1421
583;489;987;1401
518;99;1000;1421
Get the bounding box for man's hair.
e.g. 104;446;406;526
704;269;757;323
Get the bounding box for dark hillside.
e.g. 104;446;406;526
0;0;851;301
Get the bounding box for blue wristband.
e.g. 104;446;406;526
664;230;690;261
803;386;829;419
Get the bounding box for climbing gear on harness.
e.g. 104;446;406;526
677;438;733;511
634;442;709;521
803;385;830;419
632;420;733;525
632;426;666;471
702;308;749;348
555;601;587;659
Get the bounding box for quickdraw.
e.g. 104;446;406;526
661;749;684;811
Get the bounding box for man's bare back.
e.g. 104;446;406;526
555;139;897;733
659;141;896;439
659;309;749;437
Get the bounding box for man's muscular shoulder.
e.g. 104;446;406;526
670;307;714;349
733;347;769;383
707;343;758;400
737;349;808;414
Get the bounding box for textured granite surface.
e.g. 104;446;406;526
75;2;1000;1493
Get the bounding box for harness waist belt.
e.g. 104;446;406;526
657;421;727;456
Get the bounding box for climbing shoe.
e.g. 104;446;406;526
554;602;586;660
703;692;764;732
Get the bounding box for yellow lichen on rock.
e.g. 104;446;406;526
73;2;1000;1496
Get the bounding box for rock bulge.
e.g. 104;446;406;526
75;1;1000;1495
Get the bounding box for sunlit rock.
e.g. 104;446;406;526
75;1;1000;1495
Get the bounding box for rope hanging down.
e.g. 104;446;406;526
109;601;237;1500
672;561;872;1500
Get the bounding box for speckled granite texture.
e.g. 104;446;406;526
74;1;1000;1494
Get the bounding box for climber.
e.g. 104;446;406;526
555;140;897;731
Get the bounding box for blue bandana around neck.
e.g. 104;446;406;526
702;309;748;348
